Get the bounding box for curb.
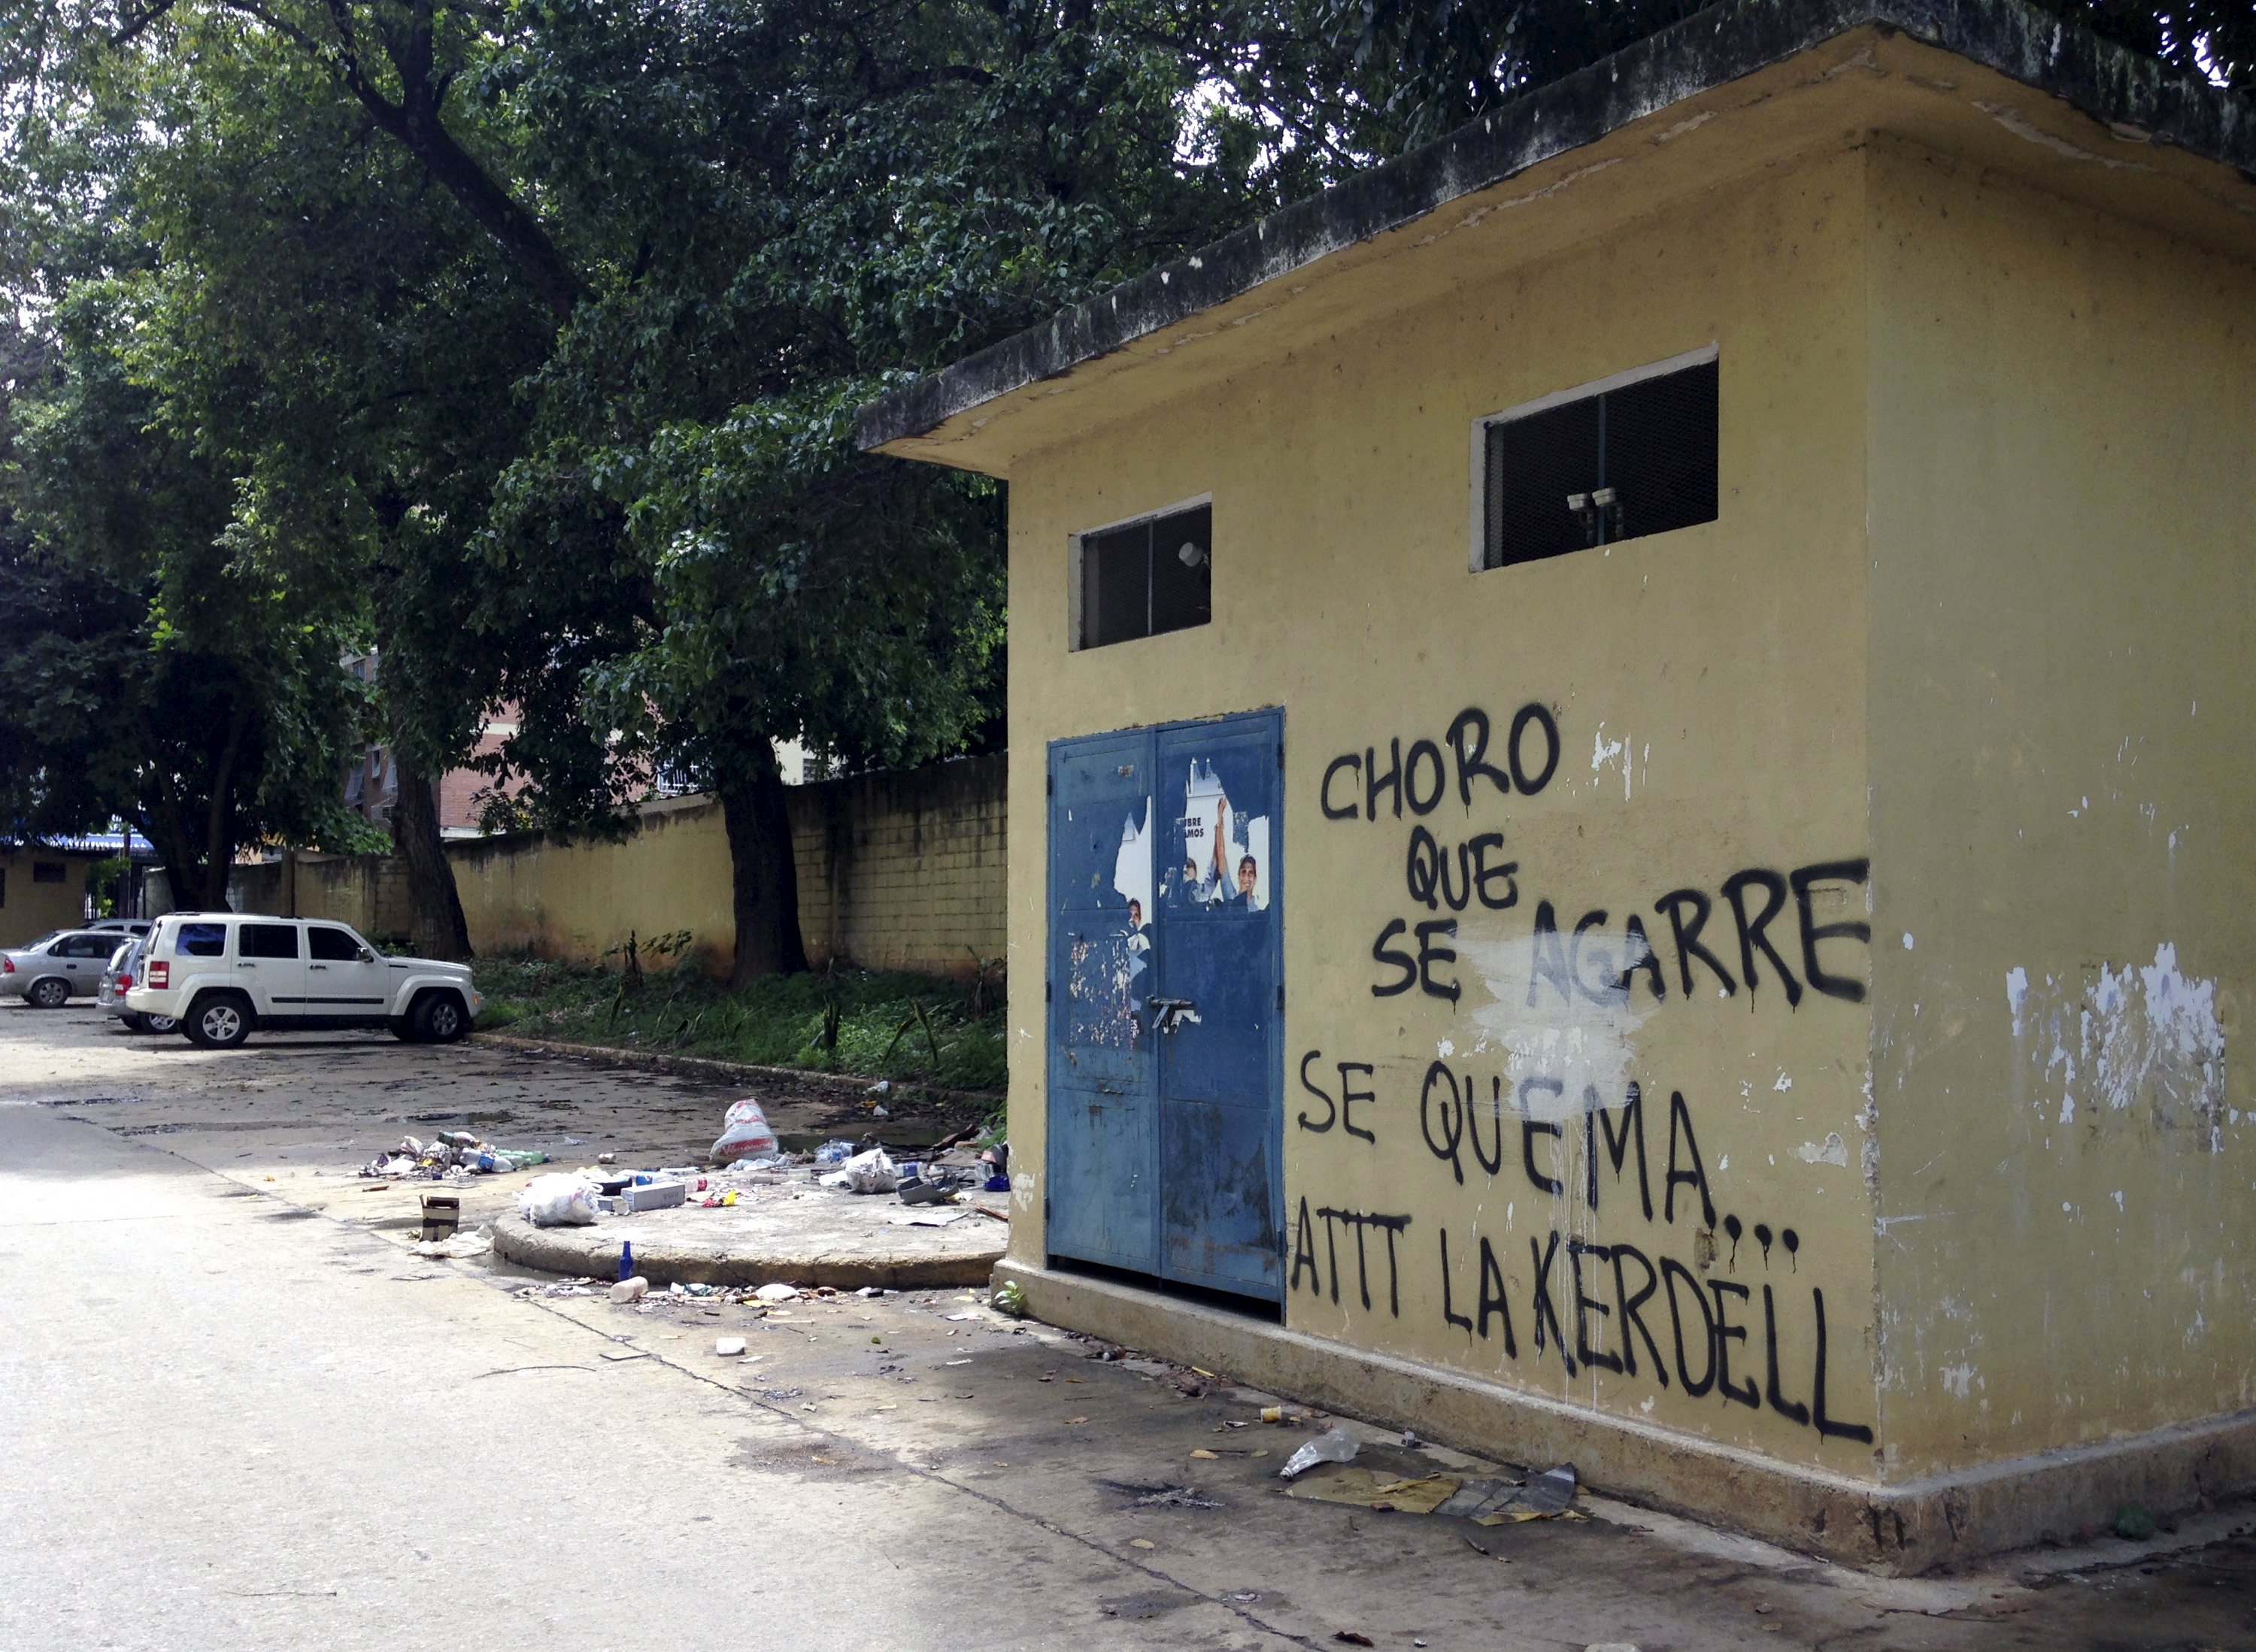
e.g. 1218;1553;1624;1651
468;1029;1005;1112
492;1214;1005;1290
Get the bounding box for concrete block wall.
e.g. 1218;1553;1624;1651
217;754;1006;977
791;754;1007;978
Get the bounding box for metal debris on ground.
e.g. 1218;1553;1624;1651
1286;1460;1582;1524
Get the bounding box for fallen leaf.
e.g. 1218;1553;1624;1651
1127;1538;1155;1551
1190;1449;1220;1460
1066;1376;1086;1383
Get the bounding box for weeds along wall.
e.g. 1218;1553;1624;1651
224;755;1006;976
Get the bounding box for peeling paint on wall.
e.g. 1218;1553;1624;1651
2006;944;2227;1149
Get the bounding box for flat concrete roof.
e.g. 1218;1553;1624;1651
857;0;2253;462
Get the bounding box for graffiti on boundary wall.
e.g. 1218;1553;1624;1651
1298;705;1876;1444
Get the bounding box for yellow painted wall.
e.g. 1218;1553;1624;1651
0;853;99;946
1863;140;2256;1473
243;759;1009;978
1005;145;1889;1478
450;796;739;968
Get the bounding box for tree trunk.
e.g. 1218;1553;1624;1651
391;750;473;960
716;755;808;986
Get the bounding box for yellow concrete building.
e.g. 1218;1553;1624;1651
861;0;2255;1567
0;849;102;946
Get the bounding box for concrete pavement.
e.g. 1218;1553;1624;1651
6;1002;2254;1651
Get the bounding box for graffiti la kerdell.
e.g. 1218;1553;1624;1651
1295;702;1878;1450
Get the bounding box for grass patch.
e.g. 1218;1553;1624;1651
471;952;1007;1095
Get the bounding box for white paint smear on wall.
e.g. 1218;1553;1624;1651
1460;931;1655;1121
1795;1132;1850;1166
2007;943;2226;1150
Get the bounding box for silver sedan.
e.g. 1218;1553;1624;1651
0;929;121;1008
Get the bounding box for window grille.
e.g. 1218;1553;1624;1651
1480;353;1718;571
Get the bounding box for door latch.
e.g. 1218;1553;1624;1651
1145;996;1196;1033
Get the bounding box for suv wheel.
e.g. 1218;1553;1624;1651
185;994;252;1049
27;978;71;1009
411;990;468;1044
145;1014;178;1035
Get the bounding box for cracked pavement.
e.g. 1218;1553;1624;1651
5;1002;2253;1650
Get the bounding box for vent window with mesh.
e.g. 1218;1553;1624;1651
1077;503;1211;649
1481;357;1718;571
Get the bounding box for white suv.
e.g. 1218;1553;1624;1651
126;914;484;1050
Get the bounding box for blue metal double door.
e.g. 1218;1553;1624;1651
1046;709;1283;1303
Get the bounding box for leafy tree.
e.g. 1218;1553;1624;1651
0;284;379;905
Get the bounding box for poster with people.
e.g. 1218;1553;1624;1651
1178;759;1268;911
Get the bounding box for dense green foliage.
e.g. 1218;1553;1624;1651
473;952;1008;1093
2;0;2236;966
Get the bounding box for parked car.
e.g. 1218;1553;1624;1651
86;917;153;938
1;929;127;1007
125;914;483;1050
97;938;177;1035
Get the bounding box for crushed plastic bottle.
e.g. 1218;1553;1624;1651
814;1140;856;1167
1278;1426;1360;1480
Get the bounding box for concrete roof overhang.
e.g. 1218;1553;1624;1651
856;0;2254;478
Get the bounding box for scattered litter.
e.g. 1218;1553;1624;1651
1190;1449;1220;1461
753;1283;799;1303
710;1097;778;1165
715;1337;747;1356
1225;1591;1260;1605
420;1192;461;1242
1401;1428;1421;1449
943;1312;978;1322
520;1172;600;1227
1127;1538;1155;1550
1503;1464;1578;1520
887;1209;969;1227
1334;1634;1374;1647
598;1152;617;1165
412;1228;492;1259
361;1131;545;1181
814;1140;856;1167
2114;1502;2157;1541
1260;1406;1284;1423
1278;1426;1360;1480
621;1178;687;1212
611;1277;649;1303
1585;1644;1640;1652
600;1348;649;1362
1107;1482;1219;1510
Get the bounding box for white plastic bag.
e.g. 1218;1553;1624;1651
711;1097;778;1164
819;1147;899;1195
519;1172;599;1228
1278;1425;1360;1480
